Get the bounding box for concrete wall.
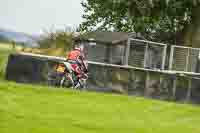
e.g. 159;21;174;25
6;53;200;104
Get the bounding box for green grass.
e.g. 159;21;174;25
0;48;13;80
1;81;200;133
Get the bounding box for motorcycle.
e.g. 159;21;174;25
48;60;88;89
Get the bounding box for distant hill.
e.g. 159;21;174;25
0;28;39;48
0;34;10;43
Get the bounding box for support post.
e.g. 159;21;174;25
169;46;174;70
124;39;131;66
159;74;163;92
105;45;111;63
162;45;167;70
144;43;148;68
186;78;192;103
172;76;177;100
185;48;190;72
108;45;113;64
145;71;150;97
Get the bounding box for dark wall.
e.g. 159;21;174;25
6;54;52;84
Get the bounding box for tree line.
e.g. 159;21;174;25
80;0;200;47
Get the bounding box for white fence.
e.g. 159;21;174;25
79;38;167;70
169;45;200;73
125;38;167;70
78;37;200;74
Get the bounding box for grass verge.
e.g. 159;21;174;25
0;48;13;80
1;81;200;133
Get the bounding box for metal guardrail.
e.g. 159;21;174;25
18;52;200;77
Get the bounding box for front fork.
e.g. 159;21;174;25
60;73;87;89
60;73;74;87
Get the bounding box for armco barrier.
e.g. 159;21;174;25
5;52;200;104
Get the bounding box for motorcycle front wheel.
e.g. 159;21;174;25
60;76;73;88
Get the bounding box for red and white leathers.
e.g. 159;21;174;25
67;48;83;61
66;48;88;79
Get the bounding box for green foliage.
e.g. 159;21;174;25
80;0;200;44
0;55;6;79
38;28;75;51
1;81;200;133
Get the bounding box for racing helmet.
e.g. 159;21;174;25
74;47;81;51
74;45;84;52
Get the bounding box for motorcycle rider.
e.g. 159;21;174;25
66;47;88;85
